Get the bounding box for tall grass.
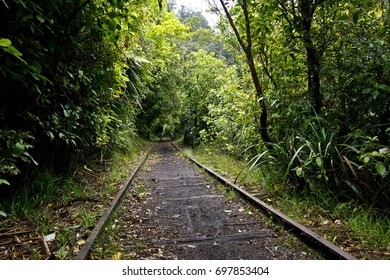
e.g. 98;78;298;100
337;130;390;209
1;169;62;218
240;116;389;211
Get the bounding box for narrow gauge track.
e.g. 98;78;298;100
171;143;356;260
76;142;356;260
75;148;152;260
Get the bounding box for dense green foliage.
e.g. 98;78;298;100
136;12;186;139
199;0;390;211
1;0;389;215
136;7;233;140
1;0;148;189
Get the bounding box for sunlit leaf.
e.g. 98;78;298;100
112;252;122;260
375;163;387;178
77;239;86;246
0;38;12;47
0;179;10;186
44;233;56;242
5;45;23;57
316;157;323;168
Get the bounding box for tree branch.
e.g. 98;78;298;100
218;0;248;55
242;0;252;54
276;0;296;35
1;0;9;9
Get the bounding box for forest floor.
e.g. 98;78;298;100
1;142;388;260
91;142;320;260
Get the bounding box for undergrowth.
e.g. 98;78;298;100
0;139;146;259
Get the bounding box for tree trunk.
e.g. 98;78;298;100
303;32;322;113
157;0;163;24
247;53;272;145
219;0;273;148
298;0;323;114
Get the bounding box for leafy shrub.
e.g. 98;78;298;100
241;117;389;211
0;130;37;186
0;0;147;184
339;130;390;208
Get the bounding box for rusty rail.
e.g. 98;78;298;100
75;147;152;260
172;143;357;260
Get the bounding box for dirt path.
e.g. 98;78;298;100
96;142;319;260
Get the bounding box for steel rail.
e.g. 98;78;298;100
172;143;357;260
75;147;152;260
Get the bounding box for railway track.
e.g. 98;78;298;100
171;143;356;260
76;142;356;260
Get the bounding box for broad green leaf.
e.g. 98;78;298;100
0;179;10;186
316;157;323;168
5;45;23;57
375;163;387;178
13;142;26;156
296;167;303;177
0;38;12;47
0;210;7;218
36;15;45;23
375;84;390;92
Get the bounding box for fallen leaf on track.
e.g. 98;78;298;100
44;233;56;242
77;239;86;246
112;252;122;260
